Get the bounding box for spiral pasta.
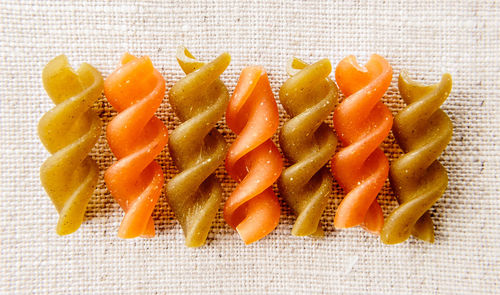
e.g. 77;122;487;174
332;55;393;234
278;58;338;236
380;71;453;244
38;55;103;235
224;66;283;244
104;53;168;239
166;47;230;247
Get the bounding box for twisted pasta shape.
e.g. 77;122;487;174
166;47;230;247
104;53;168;239
332;55;393;234
224;66;283;244
278;58;338;236
381;71;453;244
38;55;103;235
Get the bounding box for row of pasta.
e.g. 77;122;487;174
38;47;453;247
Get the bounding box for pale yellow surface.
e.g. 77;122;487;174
38;55;103;235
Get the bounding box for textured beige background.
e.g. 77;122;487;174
1;1;499;294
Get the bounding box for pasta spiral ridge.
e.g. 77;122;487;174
332;55;393;234
104;53;168;239
278;58;339;236
39;55;103;235
381;71;453;244
166;47;230;247
224;66;283;244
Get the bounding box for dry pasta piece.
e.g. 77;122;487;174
278;58;338;236
39;55;103;235
224;66;283;244
332;55;393;234
166;47;230;247
104;53;168;239
381;71;453;244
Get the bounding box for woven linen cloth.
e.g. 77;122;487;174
1;1;499;294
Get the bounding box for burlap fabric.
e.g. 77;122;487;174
1;1;499;294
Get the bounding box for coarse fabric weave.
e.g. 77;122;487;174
1;1;499;294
